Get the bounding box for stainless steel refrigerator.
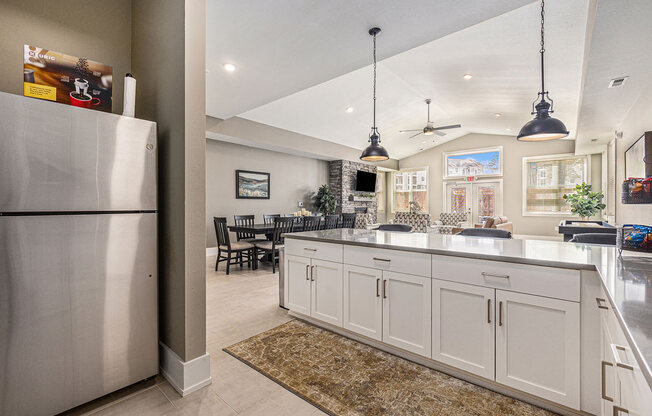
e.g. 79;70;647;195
0;92;158;416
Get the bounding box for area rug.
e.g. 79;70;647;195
224;320;557;416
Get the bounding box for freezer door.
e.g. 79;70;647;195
0;92;157;212
0;213;158;416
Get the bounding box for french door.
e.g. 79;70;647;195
444;180;502;224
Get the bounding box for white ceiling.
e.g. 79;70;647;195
205;0;534;119
574;0;652;154
237;0;590;159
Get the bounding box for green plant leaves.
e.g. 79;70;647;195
562;182;606;217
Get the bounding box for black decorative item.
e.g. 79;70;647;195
517;0;569;142
235;170;270;199
360;27;389;162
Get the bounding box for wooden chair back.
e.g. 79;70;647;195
302;216;322;231
324;215;339;229
264;214;281;224
272;217;295;244
214;217;231;248
341;213;356;229
233;215;256;241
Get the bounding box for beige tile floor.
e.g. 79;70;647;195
60;256;325;416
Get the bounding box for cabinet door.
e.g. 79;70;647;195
343;265;383;340
600;315;617;416
382;271;431;357
285;254;311;315
310;259;343;327
496;290;580;409
613;341;652;416
432;279;495;379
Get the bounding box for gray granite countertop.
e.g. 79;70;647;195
284;228;652;389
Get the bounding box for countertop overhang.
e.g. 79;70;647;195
284;229;652;389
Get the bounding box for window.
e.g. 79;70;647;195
376;171;386;212
443;147;502;179
391;168;428;212
522;154;589;215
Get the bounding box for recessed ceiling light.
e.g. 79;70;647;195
345;106;354;113
463;74;473;80
223;63;236;72
506;128;512;131
494;113;502;117
421;140;427;144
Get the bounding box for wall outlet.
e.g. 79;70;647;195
298;201;304;207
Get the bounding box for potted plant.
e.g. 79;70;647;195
316;184;336;215
563;182;605;220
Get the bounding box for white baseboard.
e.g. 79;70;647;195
206;247;218;256
159;342;212;396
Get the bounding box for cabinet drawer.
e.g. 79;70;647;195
285;239;343;263
432;255;580;302
343;245;431;277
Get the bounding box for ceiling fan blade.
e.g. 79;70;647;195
399;129;422;133
433;130;447;137
409;132;423;139
433;124;462;130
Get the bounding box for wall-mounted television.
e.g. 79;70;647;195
625;132;652;179
355;170;377;192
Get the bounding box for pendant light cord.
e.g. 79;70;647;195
372;31;377;133
539;0;546;95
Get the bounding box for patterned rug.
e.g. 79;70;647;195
224;320;557;416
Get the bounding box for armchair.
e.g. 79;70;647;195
393;212;432;233
432;212;469;234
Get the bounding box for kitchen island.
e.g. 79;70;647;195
282;228;652;416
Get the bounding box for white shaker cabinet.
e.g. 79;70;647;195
382;271;431;357
343;265;383;341
310;259;343;327
432;279;495;379
495;290;580;409
285;254;311;315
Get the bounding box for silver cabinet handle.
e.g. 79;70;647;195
373;257;391;262
498;301;503;326
376;278;380;297
383;279;387;299
303;248;317;252
613;405;629;415
305;265;309;280
611;344;635;371
596;297;609;310
482;272;509;279
310;265;315;281
487;299;491;324
601;360;614;402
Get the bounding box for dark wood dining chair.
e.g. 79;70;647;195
254;217;294;273
264;214;281;224
233;215;257;241
302;215;322;231
214;217;254;275
341;213;356;229
323;214;339;230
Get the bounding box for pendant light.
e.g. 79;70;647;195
517;0;569;142
360;27;389;161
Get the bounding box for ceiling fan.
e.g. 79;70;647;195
399;99;461;139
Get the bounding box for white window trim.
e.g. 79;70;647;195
443;146;503;180
376;171;386;213
521;153;591;217
442;179;504;216
390;166;429;213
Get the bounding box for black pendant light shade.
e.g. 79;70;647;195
517;0;569;142
517;100;569;141
360;131;389;161
360;27;389;162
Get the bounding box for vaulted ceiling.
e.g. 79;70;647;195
206;0;652;159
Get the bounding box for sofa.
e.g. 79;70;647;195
475;216;514;233
432;212;469;234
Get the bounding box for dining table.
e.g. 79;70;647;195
227;223;305;270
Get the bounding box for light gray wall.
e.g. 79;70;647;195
132;0;206;362
616;80;652;226
0;0;132;115
206;140;329;247
398;133;601;237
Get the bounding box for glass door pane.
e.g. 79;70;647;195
445;183;472;214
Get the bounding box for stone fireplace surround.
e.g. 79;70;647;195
328;160;377;222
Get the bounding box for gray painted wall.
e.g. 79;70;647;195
399;133;601;237
616;81;652;226
132;0;206;362
0;0;132;115
206;140;329;248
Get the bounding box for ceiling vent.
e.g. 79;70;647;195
608;76;629;88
